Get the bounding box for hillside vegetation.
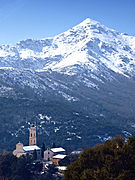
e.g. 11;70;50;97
63;136;135;180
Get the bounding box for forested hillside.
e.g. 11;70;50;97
63;136;135;180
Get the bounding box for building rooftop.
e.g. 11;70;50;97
23;145;40;151
71;150;82;155
51;147;65;153
57;166;67;171
53;154;66;159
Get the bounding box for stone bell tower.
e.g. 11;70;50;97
29;124;36;146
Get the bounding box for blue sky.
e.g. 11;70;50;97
0;0;134;45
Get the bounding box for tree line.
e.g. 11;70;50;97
0;153;43;180
0;151;61;180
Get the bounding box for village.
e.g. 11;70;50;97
0;124;134;180
13;124;82;174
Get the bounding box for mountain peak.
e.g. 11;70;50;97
73;18;110;35
76;18;118;35
79;18;100;26
73;18;101;31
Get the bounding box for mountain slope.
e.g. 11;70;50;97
0;18;135;151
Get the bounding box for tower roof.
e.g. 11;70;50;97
31;124;36;127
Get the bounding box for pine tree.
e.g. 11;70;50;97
33;149;37;160
41;143;45;159
52;142;56;148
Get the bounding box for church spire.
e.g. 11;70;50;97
29;124;36;146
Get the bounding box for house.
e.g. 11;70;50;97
44;148;54;161
51;147;66;155
44;147;66;161
52;154;66;166
70;150;82;156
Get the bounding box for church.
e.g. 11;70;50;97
13;125;41;158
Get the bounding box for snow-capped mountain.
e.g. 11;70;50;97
0;18;135;150
0;18;135;76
